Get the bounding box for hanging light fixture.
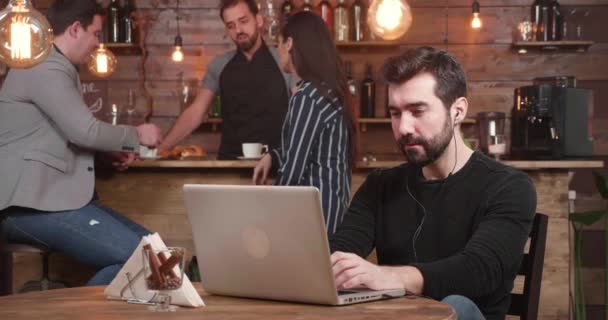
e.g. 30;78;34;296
86;43;117;78
172;35;183;62
0;0;53;69
171;0;183;62
471;0;482;29
367;0;412;41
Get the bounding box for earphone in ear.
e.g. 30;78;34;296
453;111;460;126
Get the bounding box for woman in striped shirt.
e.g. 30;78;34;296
253;12;357;235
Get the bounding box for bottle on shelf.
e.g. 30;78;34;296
547;0;563;40
349;0;366;42
120;0;135;44
99;23;108;43
334;0;349;42
107;0;121;43
262;0;280;44
317;0;333;32
281;0;294;20
384;86;390;118
345;60;357;97
360;64;376;118
210;95;222;118
531;0;550;41
301;0;313;12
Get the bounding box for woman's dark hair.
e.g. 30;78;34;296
380;46;467;109
281;12;358;165
47;0;105;36
219;0;259;21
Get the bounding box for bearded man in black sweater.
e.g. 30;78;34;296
329;47;536;320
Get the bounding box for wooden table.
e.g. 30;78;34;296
0;286;456;320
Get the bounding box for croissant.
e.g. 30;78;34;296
180;145;206;157
157;145;206;159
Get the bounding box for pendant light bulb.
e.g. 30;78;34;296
471;1;482;29
367;0;412;40
172;34;183;63
0;0;53;69
86;43;117;78
171;0;184;62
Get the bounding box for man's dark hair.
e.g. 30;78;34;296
219;0;259;21
47;0;105;36
380;46;467;109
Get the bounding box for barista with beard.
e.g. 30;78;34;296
328;47;536;320
159;0;295;159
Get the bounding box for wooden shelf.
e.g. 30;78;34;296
202;117;222;131
336;41;405;48
198;117;475;133
205;118;222;123
512;40;593;53
104;42;142;54
359;118;391;123
358;117;475;131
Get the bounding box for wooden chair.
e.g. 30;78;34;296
508;213;549;320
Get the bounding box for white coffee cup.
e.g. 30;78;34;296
139;145;157;158
242;143;268;158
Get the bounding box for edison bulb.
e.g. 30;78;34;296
86;44;117;78
171;34;184;62
172;46;183;62
471;12;482;29
0;0;53;69
367;0;412;41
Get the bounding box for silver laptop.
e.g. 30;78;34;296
183;184;405;305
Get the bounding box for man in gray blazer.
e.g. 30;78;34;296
0;0;162;285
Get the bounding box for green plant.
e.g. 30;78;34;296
569;171;608;320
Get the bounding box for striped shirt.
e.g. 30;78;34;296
270;81;352;235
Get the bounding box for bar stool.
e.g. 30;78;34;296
0;216;67;294
2;243;67;293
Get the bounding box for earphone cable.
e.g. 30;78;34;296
408;113;459;262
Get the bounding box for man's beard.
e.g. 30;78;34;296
397;115;453;167
235;30;259;52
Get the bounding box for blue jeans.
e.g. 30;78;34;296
1;201;150;286
441;295;486;320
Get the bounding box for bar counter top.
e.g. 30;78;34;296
130;158;604;170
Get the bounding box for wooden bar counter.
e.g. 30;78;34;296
90;158;601;320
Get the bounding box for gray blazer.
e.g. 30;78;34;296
0;47;139;211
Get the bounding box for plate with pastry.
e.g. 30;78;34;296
159;144;207;159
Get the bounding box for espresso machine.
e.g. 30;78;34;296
511;84;593;159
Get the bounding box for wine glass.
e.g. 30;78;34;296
178;81;195;112
142;246;186;312
126;89;136;116
487;134;507;160
517;21;536;41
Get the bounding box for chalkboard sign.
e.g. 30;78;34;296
81;80;108;120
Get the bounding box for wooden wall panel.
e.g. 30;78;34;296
63;0;608;157
26;0;608;10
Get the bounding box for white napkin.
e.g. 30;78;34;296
104;233;205;307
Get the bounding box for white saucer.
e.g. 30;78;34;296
237;156;263;160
